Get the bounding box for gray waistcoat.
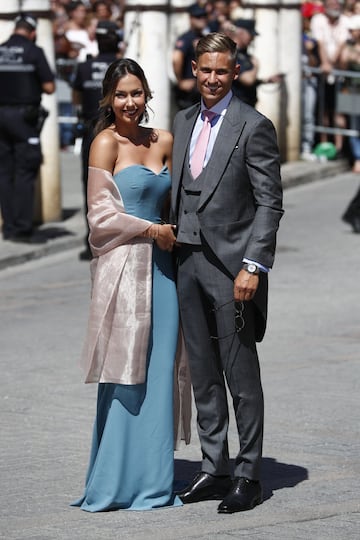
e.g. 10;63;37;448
176;145;207;245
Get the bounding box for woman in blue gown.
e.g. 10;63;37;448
72;59;181;511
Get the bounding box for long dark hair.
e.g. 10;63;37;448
94;58;153;135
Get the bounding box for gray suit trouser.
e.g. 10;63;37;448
177;244;264;480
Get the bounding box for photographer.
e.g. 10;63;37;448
0;13;55;243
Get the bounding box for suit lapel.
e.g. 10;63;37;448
198;98;247;210
171;105;199;213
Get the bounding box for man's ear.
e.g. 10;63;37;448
233;63;240;81
191;60;198;77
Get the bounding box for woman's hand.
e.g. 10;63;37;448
142;224;176;251
155;224;177;252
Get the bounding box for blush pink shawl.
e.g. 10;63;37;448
79;167;191;445
80;166;154;385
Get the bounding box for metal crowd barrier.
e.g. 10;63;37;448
304;65;360;138
56;60;360;139
56;58;79;125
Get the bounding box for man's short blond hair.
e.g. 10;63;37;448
195;32;237;65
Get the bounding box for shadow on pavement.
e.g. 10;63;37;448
261;456;308;501
174;456;308;499
62;207;81;221
39;226;75;240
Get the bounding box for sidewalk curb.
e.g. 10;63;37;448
281;158;349;189
0;233;83;271
0;158;351;271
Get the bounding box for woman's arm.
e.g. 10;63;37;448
160;129;174;174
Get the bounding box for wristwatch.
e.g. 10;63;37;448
243;263;260;275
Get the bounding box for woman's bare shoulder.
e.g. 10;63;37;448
92;128;118;149
153;128;173;155
89;129;118;171
156;128;173;144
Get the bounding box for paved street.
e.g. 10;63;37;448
0;169;359;539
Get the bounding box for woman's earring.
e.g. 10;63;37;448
144;105;149;123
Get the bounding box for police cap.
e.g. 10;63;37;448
14;12;38;30
233;19;259;36
188;3;207;18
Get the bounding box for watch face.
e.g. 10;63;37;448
247;263;257;273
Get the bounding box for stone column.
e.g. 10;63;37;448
252;0;301;161
278;1;301;161
124;0;171;129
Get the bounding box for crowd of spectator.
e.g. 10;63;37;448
300;0;360;166
52;1;125;62
171;0;360;166
49;1;360;169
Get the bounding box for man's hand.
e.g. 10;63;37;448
234;269;259;302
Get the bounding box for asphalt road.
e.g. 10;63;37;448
0;170;359;539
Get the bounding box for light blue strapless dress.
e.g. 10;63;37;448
72;165;182;511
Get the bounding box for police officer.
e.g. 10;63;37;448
172;3;209;110
72;20;122;260
227;19;283;108
0;13;55;243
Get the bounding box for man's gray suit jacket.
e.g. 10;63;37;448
171;96;284;341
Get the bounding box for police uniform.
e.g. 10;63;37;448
72;51;118;181
173;29;201;109
0;19;54;240
71;19;119;259
231;19;261;108
232;49;258;107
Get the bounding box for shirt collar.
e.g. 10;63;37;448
200;91;233;117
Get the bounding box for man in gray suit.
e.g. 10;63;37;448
171;33;283;513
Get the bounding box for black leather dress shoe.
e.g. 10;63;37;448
176;472;232;504
348;216;360;233
9;232;47;244
78;248;92;261
342;213;360;233
217;477;263;513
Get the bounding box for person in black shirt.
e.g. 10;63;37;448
172;3;209;110
72;20;122;260
226;19;283;108
0;13;55;243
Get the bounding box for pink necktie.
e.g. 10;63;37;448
191;110;217;179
